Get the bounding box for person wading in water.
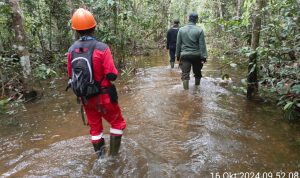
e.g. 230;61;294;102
166;19;180;68
176;12;208;89
67;8;126;158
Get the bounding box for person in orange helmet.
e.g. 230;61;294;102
67;8;126;158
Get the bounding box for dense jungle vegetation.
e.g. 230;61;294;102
0;0;299;119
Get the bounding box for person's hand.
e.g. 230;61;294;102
178;60;182;69
201;58;207;64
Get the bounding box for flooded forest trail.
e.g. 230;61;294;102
1;51;300;177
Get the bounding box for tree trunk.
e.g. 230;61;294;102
37;0;46;51
0;38;3;52
161;0;170;40
218;0;225;31
8;0;33;92
247;0;265;99
183;0;190;24
49;9;52;51
112;1;120;67
236;0;242;18
218;0;224;19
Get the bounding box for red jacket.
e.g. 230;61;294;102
67;40;118;104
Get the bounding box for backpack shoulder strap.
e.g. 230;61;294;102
69;40;98;81
88;40;98;82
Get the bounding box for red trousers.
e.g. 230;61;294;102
83;95;126;143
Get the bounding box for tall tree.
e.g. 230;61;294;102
218;0;224;19
183;0;191;24
247;0;265;99
0;39;3;52
8;0;33;92
236;0;243;18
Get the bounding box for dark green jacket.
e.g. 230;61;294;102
176;22;208;60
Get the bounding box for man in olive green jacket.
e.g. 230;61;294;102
176;12;208;89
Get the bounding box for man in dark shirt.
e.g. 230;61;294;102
166;19;180;68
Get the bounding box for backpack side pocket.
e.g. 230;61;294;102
85;83;102;99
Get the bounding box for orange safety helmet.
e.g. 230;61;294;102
71;8;97;30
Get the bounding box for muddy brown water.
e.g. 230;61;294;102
0;51;300;178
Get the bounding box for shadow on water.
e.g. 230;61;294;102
0;50;300;177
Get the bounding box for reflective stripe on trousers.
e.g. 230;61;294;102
110;128;123;135
91;133;103;141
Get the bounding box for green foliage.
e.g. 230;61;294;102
0;98;11;115
0;2;13;50
242;0;257;26
202;0;299;119
257;0;300;119
232;86;247;94
121;66;135;77
291;84;300;95
0;99;9;106
0;56;22;78
0;55;22;100
0;98;9;115
239;46;252;57
33;64;57;80
281;100;300;120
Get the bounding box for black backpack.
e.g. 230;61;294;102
68;40;102;99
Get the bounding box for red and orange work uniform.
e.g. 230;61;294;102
67;38;126;144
